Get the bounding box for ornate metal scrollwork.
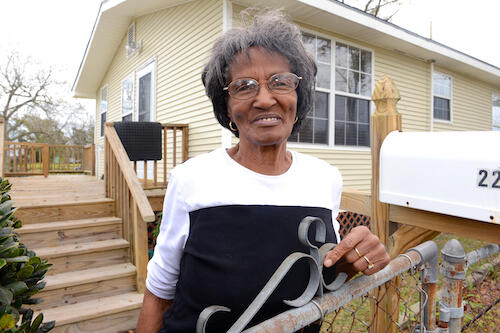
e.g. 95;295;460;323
196;216;348;333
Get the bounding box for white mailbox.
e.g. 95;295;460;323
379;131;500;224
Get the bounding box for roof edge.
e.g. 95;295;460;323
300;0;500;76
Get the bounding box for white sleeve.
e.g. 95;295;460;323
331;167;343;241
146;170;189;300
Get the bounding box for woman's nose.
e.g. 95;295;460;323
253;84;277;109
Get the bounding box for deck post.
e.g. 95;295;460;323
91;143;96;176
133;199;148;294
42;144;50;178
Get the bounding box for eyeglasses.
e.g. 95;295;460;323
223;72;302;100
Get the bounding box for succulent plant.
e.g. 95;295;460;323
0;178;54;332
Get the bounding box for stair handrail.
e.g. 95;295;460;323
104;123;155;222
104;122;155;293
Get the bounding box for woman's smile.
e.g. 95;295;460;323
252;114;282;125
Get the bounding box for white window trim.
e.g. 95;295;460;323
135;58;157;122
493;93;500;130
432;71;453;124
221;0;233;148
121;74;134;121
99;84;108;137
288;28;374;151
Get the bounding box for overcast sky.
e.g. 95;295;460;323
0;0;499;110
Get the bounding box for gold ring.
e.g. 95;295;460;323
354;247;362;258
363;255;375;270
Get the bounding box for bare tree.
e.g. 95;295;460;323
0;51;56;141
0;50;93;145
339;0;402;21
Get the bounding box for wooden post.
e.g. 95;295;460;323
370;76;402;333
91;143;96;176
133;199;148;293
370;76;439;332
163;126;167;185
42;144;49;178
173;127;177;167
182;126;189;162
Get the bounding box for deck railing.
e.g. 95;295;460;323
135;123;189;189
3;142;95;177
104;121;189;291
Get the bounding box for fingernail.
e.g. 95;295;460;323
324;259;332;267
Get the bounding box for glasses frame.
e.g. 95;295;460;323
223;72;302;100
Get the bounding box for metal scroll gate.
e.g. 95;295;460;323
195;217;499;333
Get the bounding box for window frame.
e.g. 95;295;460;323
121;74;134;122
99;84;108;137
287;29;374;151
432;71;453;123
493;93;500;131
135;58;157;122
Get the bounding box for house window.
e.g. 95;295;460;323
334;43;372;147
433;72;452;121
289;33;331;144
136;60;156;122
289;34;372;147
122;74;134;121
494;94;500;131
100;85;108;137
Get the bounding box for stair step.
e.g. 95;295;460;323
43;263;136;291
16;198;115;224
36;292;144;331
35;239;130;275
34;264;137;311
19;217;122;248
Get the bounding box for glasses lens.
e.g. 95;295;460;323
228;79;258;99
268;73;299;94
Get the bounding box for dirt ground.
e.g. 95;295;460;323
462;275;500;332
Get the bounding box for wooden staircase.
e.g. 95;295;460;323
8;123;171;332
16;199;145;332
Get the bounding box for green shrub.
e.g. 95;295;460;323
0;178;54;332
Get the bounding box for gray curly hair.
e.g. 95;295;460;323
201;9;317;137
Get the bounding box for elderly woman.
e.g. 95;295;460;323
137;10;390;333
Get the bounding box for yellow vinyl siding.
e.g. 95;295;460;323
374;48;431;132
94;2;499;188
433;66;493;131
94;0;223;179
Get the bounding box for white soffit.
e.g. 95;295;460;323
233;0;500;87
72;0;194;98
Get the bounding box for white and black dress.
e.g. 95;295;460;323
147;148;343;333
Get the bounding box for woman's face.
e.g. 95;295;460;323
226;47;297;148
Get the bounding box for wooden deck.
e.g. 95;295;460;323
8;174;106;207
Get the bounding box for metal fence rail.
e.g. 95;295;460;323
244;241;436;333
195;226;499;333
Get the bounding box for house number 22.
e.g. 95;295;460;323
477;169;500;188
